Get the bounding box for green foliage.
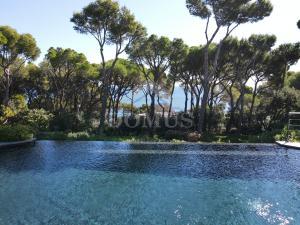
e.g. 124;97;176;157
38;131;67;140
287;72;300;90
71;0;146;133
0;26;40;106
1;1;299;143
38;131;92;141
186;0;273;25
71;0;146;54
0;105;15;124
164;130;201;142
201;131;279;143
186;132;201;142
275;126;300;142
38;131;164;142
0;125;34;142
257;87;300;129
0;26;40;66
268;43;300;87
50;112;87;132
23;109;53;132
67;132;90;140
0;95;28;124
164;130;187;141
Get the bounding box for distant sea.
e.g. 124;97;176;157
122;86;186;112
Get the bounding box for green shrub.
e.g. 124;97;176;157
0;125;34;142
50;112;87;132
67;132;90;140
185;132;201;142
164;130;187;141
37;132;67;140
164;130;201;142
38;131;90;140
275;126;300;142
23;109;53;132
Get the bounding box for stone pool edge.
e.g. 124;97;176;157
276;141;300;150
0;139;36;150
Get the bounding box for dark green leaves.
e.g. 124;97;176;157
186;0;211;19
186;0;273;26
17;34;40;60
128;35;172;72
71;0;119;35
46;47;89;74
71;0;146;47
0;26;40;66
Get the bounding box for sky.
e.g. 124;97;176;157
1;0;300;71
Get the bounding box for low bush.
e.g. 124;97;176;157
37;131;67;140
38;131;90;140
0;125;34;142
185;132;201;142
50;112;87;132
275;127;300;142
23;109;53;132
164;130;187;141
164;130;201;142
67;132;90;140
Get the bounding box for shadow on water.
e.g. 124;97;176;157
0;141;299;182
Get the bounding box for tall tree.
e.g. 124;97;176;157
168;39;189;117
186;0;273;132
0;26;40;106
44;47;91;113
246;34;276;125
71;0;146;133
128;35;172;129
268;43;300;87
106;59;142;124
220;35;276;132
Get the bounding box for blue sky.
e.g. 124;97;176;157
1;0;300;70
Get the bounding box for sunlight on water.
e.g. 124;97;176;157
248;199;294;225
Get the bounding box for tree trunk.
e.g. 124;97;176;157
149;92;156;129
190;90;194;112
168;80;176;118
184;85;189;113
248;82;258;125
99;85;109;134
207;88;214;132
226;110;235;133
238;88;245;132
115;101;119;125
157;95;165;119
3;85;10;106
130;90;134;116
2;73;11;106
107;96;113;125
226;92;236;134
197;83;209;133
197;44;210;133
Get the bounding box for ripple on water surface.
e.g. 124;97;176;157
0;141;299;225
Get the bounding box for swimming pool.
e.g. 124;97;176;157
0;141;299;225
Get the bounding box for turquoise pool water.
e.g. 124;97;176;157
0;141;299;225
